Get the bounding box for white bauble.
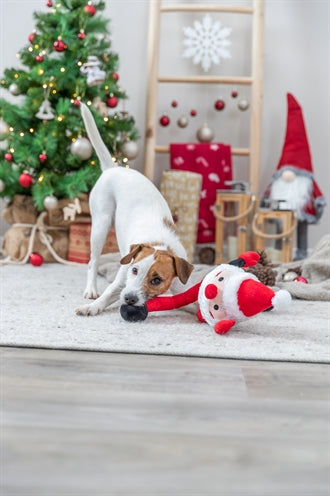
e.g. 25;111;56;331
43;195;59;210
177;115;189;128
121;140;139;160
0;119;10;139
9;83;20;95
197;123;214;143
70;137;93;160
238;98;249;111
0;179;5;193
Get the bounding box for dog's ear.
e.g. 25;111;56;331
120;244;144;265
172;257;194;284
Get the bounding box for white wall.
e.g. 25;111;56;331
0;0;329;250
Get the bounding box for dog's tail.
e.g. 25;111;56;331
80;103;116;171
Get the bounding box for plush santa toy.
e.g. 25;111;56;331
262;93;326;260
120;251;292;334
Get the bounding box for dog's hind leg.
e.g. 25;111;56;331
84;215;112;299
76;265;127;316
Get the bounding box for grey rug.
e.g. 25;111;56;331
1;261;328;363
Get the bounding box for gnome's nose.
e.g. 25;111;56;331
205;284;218;299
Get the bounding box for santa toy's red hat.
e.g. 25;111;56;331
276;93;314;176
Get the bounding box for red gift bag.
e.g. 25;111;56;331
170;143;232;243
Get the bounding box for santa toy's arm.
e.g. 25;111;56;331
146;282;201;312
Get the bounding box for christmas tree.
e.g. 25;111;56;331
0;0;139;211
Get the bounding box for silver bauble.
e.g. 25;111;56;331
177;115;189;128
283;270;298;282
121;140;139;160
197;123;215;143
238;98;249;111
9;83;20;96
0;119;9;139
43;195;59;211
70;137;93;160
0;179;5;193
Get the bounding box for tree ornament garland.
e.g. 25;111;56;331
70;137;93;160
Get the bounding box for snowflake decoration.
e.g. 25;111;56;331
182;14;232;72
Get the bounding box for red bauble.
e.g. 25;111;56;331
214;99;225;111
36;55;44;63
106;96;118;108
4;153;13;162
83;4;96;16
159;115;170;127
190;109;197;116
19;172;34;188
29;252;44;266
73;99;81;107
39;153;47;163
112;72;119;81
53;40;67;52
171;100;178;108
78;31;86;40
231;90;238;98
28;33;35;44
294;276;308;284
46;0;53;6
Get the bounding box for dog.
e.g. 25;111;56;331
75;103;194;316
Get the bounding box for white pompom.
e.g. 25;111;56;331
272;290;292;312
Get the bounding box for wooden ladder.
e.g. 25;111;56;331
143;0;264;192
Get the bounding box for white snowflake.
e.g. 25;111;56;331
182;14;232;72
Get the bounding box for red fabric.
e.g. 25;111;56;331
237;279;275;317
146;282;201;312
170;143;232;243
238;251;260;267
214;320;236;334
277;93;313;174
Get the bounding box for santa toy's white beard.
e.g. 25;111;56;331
270;174;312;219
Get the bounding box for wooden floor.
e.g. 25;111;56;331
1;347;329;496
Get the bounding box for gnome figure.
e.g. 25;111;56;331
262;93;326;260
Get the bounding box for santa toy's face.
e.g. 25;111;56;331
203;268;234;321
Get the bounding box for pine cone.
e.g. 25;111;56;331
246;250;276;286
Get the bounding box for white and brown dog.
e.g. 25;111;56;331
75;104;193;316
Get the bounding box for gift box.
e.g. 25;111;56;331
160;170;202;262
67;223;119;264
170;143;232;243
47;194;91;227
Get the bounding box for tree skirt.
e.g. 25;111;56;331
1;263;328;363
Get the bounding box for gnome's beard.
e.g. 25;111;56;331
270;174;312;220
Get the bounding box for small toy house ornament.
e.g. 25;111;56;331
35;97;55;120
80;55;106;86
213;181;258;264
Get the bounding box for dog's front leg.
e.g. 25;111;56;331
76;266;127;316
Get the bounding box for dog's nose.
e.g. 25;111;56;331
124;292;139;306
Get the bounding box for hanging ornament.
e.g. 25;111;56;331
46;0;53;7
93;97;108;117
43;195;58;211
78;30;86;40
29;252;43;266
73;99;81;107
80;56;106;86
283;271;298;282
214;99;225;111
177;115;189;128
159;114;170;127
112;72;119;81
36;90;55;120
0;119;10;139
4;152;13;162
28;32;35;44
106;95;118;108
231;90;238;98
197;123;215;143
9;83;20;96
294;276;308;284
70;137;93;160
238;98;249;111
19;172;34;188
36;55;44;63
121;140;139;160
0;179;5;193
83;3;96;16
190;109;197;117
39;153;48;163
53;39;67;52
171;100;178;108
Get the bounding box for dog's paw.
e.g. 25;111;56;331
83;288;99;299
75;303;102;316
